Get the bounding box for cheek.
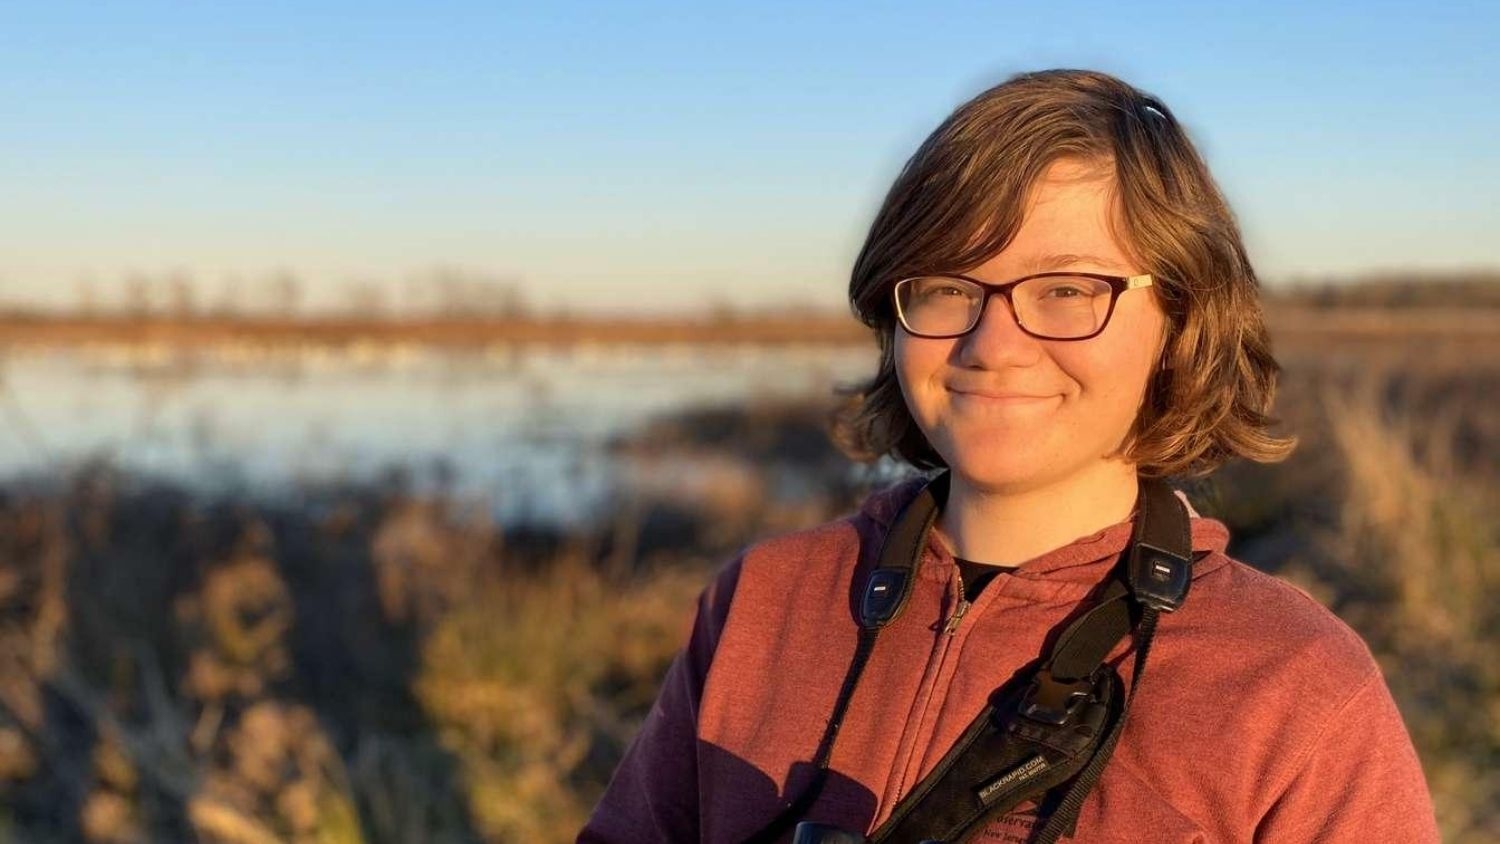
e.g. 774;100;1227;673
893;334;949;424
1061;324;1162;414
893;333;931;390
892;337;910;398
1089;327;1164;415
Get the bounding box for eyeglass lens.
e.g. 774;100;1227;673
896;275;1115;339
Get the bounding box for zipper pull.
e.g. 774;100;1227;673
943;599;970;635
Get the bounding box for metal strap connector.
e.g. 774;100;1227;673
1017;669;1095;726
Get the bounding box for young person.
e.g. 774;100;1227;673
580;69;1438;843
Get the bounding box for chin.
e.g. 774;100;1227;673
939;429;1130;493
941;445;1061;495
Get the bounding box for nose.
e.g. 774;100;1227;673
955;292;1044;369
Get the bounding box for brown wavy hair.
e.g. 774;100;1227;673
836;68;1295;479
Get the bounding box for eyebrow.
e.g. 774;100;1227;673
1024;253;1133;273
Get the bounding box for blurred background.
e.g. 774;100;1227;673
1;1;1497;842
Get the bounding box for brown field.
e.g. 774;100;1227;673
0;302;1494;353
0;313;870;350
0;299;1497;843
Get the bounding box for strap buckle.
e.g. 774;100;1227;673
1128;542;1192;613
1018;669;1095;726
860;568;911;628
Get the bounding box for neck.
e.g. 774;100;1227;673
934;461;1141;567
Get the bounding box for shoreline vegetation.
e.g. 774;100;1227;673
0;275;1496;843
1;273;1497;352
0;303;1494;352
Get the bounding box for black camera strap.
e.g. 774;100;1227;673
744;476;948;844
866;472;1195;843
744;472;1195;844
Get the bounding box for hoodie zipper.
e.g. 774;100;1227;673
888;564;970;808
943;597;970;634
943;567;969;634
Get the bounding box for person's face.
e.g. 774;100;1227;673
894;157;1167;495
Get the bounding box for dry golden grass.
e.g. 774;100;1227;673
415;557;704;842
1306;386;1498;842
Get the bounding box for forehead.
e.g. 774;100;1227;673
972;158;1137;275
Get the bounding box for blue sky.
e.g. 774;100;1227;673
2;0;1496;314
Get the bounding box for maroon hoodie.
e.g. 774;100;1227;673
581;479;1439;843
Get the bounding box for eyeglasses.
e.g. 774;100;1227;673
892;272;1155;341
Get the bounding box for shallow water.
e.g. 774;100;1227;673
0;343;876;527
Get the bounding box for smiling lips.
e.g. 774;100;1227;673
950;387;1057;401
948;388;1061;411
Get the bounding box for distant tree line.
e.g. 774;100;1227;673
59;268;531;320
1266;270;1500;309
15;268;1500;321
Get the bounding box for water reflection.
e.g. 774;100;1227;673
0;344;877;528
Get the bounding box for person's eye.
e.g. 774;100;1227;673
915;280;970;298
1040;284;1090;299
